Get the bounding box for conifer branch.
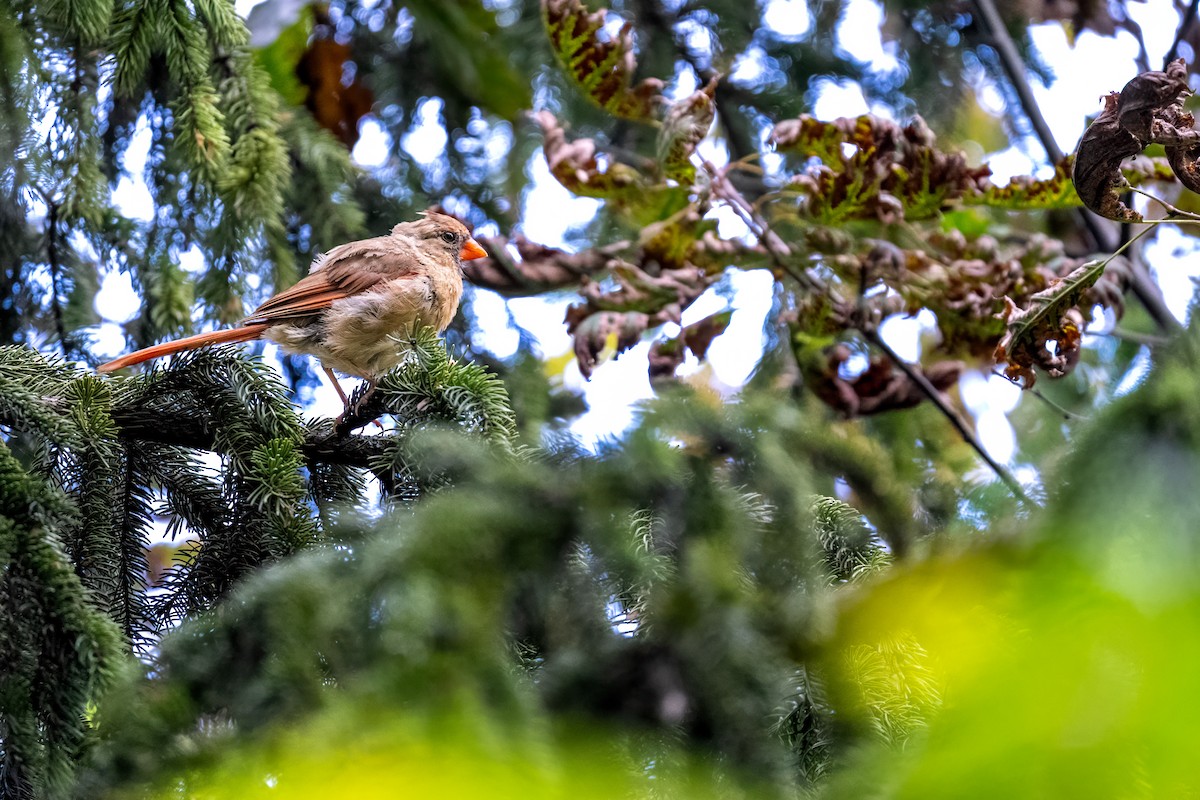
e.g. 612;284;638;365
108;406;391;471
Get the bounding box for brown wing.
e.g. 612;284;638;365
244;237;419;324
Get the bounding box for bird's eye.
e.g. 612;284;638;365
440;231;456;244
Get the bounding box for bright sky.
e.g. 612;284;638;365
95;0;1198;465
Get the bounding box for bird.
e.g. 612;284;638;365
98;212;488;415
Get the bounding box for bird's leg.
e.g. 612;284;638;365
325;367;383;430
323;367;352;408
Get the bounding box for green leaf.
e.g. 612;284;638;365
408;0;531;121
252;10;311;106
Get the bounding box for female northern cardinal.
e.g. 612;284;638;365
98;212;487;408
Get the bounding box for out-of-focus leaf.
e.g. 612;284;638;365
408;0;531;121
252;7;310;106
568;309;649;378
296;15;374;147
1071;60;1196;222
657;78;717;182
647;310;732;383
542;0;664;121
970;157;1079;209
536;110;644;198
973;156;1173;210
681;310;732;361
535;111;692;223
128;706;764;799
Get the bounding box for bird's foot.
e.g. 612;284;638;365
334;381;383;434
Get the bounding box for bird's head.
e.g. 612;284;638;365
393;212;487;265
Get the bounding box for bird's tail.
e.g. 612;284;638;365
97;324;269;373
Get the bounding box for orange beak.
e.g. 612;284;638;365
461;237;488;261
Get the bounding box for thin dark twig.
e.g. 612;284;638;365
44;201;73;359
700;159;824;293
970;0;1063;161
1100;326;1170;347
864;328;1033;506
1165;0;1200;66
990;370;1090;421
969;0;1180;334
1120;15;1152;75
700;158;1031;505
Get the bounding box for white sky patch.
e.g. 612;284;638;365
730;46;769;85
835;0;898;72
878;312;932;362
1027;23;1144;156
665;66;700;102
974;408;1016;464
811;79;869;119
960;370;1019;415
111;116;155;220
92;322;128;357
707;205;752;241
178;244;207;275
983;147;1038;184
1142;226;1200;322
111;176;154;222
676;17;714;59
401;98;448;165
762;0;812;40
470;288;520;359
566;341;656;447
696;136;730;168
1125;1;1183;62
1114;346;1152;397
507;296;573;355
520;153;602;248
959;371;1021;465
699;269;775;387
95;270;140;325
352;116;392;168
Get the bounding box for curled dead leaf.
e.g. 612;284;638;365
568;309;651;378
1072;58;1200;221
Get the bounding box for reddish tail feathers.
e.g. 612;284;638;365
97;323;269;373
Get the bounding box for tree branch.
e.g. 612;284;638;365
43;201;74;360
109;406;391;471
864;329;1033;507
1165;0;1199;66
969;0;1180;335
699;159;1032;505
